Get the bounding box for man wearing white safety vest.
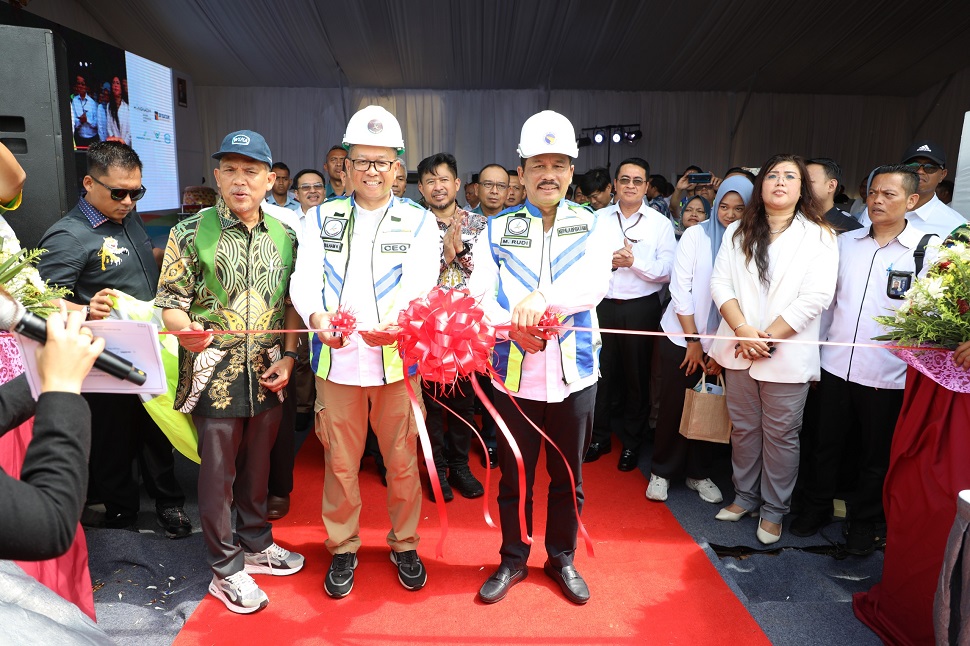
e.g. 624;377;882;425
469;110;613;605
290;105;440;599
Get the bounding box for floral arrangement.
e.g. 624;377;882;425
874;227;970;393
874;238;970;349
0;241;70;317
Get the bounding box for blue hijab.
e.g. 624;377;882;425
701;175;754;331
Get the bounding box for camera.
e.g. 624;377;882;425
687;172;712;185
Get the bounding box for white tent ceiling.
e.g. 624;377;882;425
29;0;970;96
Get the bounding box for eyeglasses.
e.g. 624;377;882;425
481;181;509;191
348;158;393;172
90;175;146;201
765;172;800;183
906;162;943;173
297;183;324;191
617;177;646;187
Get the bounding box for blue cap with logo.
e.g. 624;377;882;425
212;129;272;166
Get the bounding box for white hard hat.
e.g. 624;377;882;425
516;110;579;159
342;105;405;155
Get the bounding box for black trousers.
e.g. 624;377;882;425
592;293;660;451
423;377;477;471
84;393;184;519
494;384;595;570
649;336;714;480
800;369;903;523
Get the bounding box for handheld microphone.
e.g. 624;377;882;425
0;296;148;385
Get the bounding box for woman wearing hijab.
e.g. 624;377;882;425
709;154;838;545
647;177;753;503
679;195;711;229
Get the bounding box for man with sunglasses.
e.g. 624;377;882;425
859;141;966;237
37;141;191;539
585;157;676;470
290;105;439;599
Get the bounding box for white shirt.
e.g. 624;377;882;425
594;202;676;299
71;94;98;139
858;194;965;239
262;201;304;241
290;195;441;387
820;222;939;389
660;223;716;351
468;204;614;403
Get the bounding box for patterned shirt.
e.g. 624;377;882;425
155;198;298;419
436;206;487;290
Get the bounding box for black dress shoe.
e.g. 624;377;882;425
617;448;639;472
789;508;831;537
543;561;589;604
583;440;611;463
480;446;498;470
479;564;527;603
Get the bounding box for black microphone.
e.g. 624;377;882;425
0;296;148;385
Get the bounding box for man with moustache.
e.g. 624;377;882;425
37;141;190;539
324;145;349;198
472;164;511;218
470;110;613;605
290;105;439;598
158;130;305;613
793;165;937;553
416;152;488;502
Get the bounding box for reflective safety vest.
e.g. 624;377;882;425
307;195;431;384
486;201;602;392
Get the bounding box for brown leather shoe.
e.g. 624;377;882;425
267;495;290;520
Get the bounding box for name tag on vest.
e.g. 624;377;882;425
381;243;410;253
323;240;344;252
500;237;532;248
557;224;588;236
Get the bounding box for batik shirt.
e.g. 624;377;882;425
155;198;298;419
436;206;487;290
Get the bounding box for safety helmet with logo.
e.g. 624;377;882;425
516;110;579;159
342;105;405;156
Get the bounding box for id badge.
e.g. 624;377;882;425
887;270;913;300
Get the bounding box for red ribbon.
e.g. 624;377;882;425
328;307;357;338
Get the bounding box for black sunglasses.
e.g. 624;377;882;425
90;175;147;201
905;162;943;174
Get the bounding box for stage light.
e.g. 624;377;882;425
611;130;622;144
577;136;592;148
593;129;606;145
625;129;642;143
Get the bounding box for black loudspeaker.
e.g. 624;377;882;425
0;24;76;250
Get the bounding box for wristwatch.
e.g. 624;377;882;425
685;336;701;343
283;350;299;361
455;246;469;258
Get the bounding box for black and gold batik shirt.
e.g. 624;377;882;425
155;199;298;418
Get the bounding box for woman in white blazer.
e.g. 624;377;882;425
709;154;838;545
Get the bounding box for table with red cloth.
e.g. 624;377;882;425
853;366;970;645
0;333;95;620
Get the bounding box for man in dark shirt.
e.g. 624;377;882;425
37;141;190;538
806;158;863;233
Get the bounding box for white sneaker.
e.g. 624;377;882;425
244;542;305;576
645;474;669;502
686;477;723;504
209;571;268;614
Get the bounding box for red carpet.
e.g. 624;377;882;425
175;438;769;645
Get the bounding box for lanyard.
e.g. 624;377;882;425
616;212;642;243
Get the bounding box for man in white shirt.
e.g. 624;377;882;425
792;165;937;554
470;110;613;606
859;141;966;237
71;74;99;147
290;105;440;599
586;158;676;471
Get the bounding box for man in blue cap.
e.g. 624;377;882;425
157;129;305;614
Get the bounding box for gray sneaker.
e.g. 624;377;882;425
208;572;268;614
244;542;305;576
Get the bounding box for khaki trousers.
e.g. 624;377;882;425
316;376;422;554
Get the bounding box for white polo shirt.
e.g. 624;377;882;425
594;202;676;299
820;222;939;389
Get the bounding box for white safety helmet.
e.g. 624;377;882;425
516;110;579;159
342;105;405;156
